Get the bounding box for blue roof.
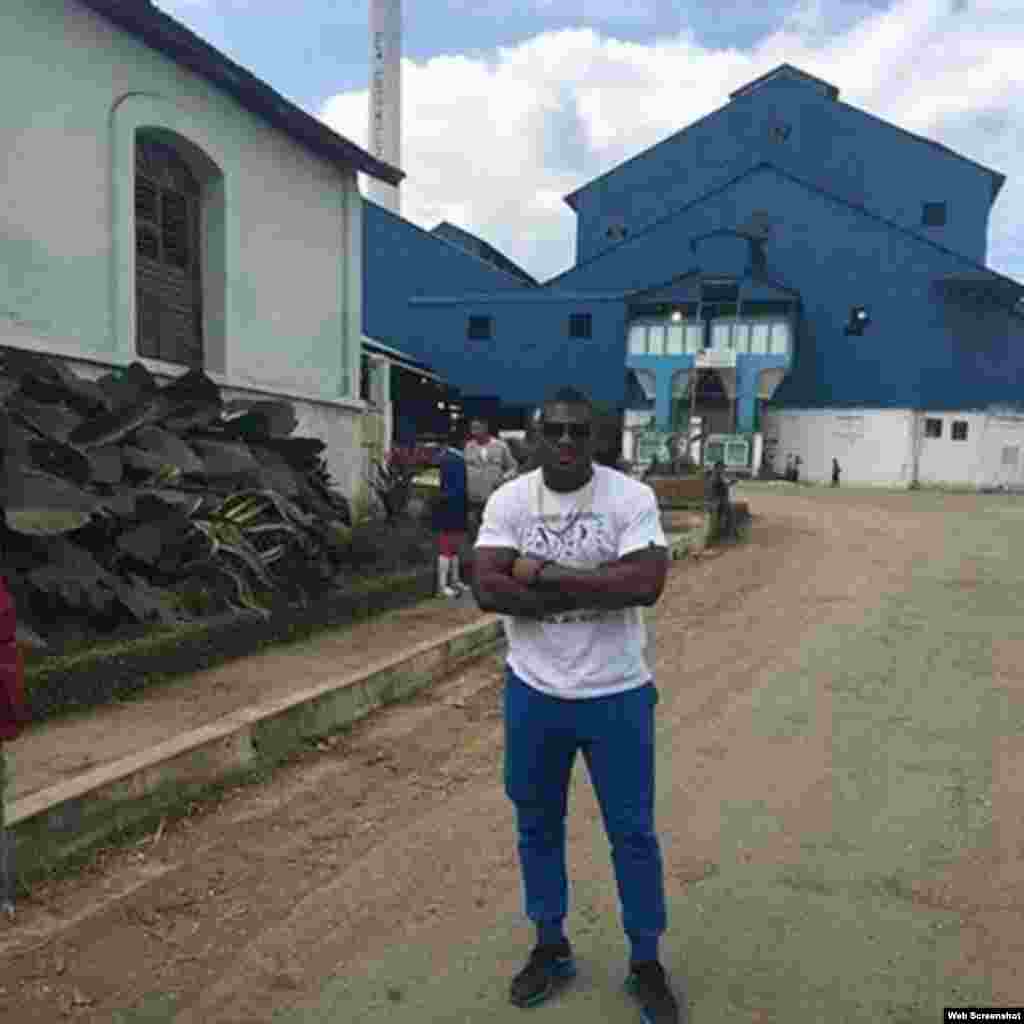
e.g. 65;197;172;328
563;63;1004;211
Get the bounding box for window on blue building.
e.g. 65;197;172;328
665;324;684;355
710;322;732;350
628;310;701;355
647;325;666;355
749;323;770;354
629;324;648;355
922;202;947;227
769;322;791;355
569;313;592;338
468;315;493;340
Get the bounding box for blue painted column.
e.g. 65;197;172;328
655;367;674;430
736;393;758;434
736;361;758;433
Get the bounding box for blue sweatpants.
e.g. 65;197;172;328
503;666;667;943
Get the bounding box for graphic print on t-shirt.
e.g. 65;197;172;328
475;465;661;696
522;510;617;623
522;511;616;565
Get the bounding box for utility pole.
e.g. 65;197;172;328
368;0;401;214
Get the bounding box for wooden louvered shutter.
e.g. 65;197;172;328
135;138;203;366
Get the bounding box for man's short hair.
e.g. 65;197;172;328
542;386;593;416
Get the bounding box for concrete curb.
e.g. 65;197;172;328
7;616;505;882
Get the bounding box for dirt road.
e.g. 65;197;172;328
1;486;1022;1022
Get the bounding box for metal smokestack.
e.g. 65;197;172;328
368;0;401;214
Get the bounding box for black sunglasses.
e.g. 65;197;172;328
541;422;592;442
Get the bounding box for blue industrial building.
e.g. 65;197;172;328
364;64;1024;487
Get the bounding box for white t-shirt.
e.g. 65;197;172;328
475;464;666;699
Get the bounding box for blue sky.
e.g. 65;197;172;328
155;0;1022;286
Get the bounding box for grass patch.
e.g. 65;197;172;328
867;871;916;904
24;567;437;725
15;721;363;892
777;866;834;897
16;765;276;893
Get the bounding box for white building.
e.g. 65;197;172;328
0;0;404;504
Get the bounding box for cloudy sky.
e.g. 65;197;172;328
153;0;1023;286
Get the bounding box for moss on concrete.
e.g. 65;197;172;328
24;568;436;725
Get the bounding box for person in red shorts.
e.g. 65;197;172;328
433;435;470;598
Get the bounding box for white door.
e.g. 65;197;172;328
998;444;1022;488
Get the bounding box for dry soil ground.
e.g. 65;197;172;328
1;485;1022;1023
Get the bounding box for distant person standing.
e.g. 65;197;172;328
433;437;470;598
832;458;841;487
707;460;736;540
465;419;518;533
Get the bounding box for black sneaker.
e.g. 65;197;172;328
624;961;684;1023
509;939;576;1008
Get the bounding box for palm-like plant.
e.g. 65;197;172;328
0;353;357;638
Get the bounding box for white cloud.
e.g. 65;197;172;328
320;0;1024;284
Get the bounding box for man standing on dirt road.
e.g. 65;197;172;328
472;386;680;1023
465;418;518;535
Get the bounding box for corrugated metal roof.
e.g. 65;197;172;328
80;0;403;185
362;337;444;380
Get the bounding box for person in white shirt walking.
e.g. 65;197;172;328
464;419;518;534
472;387;682;1023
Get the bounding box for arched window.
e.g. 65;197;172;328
135;136;203;366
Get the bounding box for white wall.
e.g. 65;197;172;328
288;396;365;503
1;0;363;405
916;411;986;488
976;414;1024;489
762;407;1024;489
761;408;916;486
